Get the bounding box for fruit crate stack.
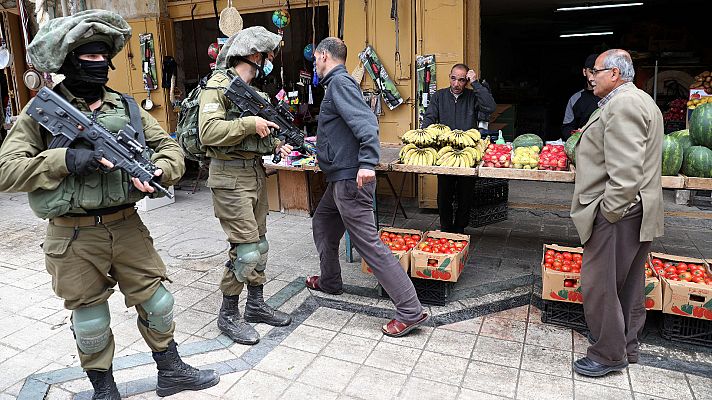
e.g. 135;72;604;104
539;244;664;330
469;178;509;228
364;228;423;275
649;253;712;346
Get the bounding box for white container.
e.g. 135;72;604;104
136;186;175;212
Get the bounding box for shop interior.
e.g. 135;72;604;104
175;5;329;137
481;0;710;142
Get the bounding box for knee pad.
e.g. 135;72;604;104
256;237;269;271
231;243;261;281
141;284;174;333
72;302;111;354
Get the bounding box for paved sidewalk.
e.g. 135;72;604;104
0;182;710;399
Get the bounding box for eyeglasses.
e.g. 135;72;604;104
450;76;468;83
589;67;613;75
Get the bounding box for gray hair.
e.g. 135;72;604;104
601;49;635;82
315;37;347;62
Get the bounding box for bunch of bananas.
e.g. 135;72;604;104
400;144;438;166
439;129;482;149
401;129;437;147
436;147;480;168
425;124;452;140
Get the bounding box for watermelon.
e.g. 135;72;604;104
565;130;582;166
661;135;683;176
512;133;543;149
689;103;712;148
681;146;712;178
669;129;693;153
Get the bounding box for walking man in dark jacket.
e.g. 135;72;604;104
306;37;429;337
422;64;496;233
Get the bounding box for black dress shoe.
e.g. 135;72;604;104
573;357;628;377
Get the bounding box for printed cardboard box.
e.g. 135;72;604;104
643;257;663;311
650;252;712;320
410;231;470;282
361;227;422;275
541;244;583;304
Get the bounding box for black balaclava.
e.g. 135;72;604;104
59;41;113;104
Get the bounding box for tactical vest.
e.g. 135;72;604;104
205;69;278;158
28;90;150;219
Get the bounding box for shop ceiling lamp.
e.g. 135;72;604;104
560;31;614;37
556;2;643;11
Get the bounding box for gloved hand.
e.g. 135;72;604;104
65;148;103;176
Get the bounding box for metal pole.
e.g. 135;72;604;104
653;59;658;103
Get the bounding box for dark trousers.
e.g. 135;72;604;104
312;179;424;323
437;175;476;232
581;203;649;366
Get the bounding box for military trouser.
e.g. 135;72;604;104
42;211;174;371
208;158;269;296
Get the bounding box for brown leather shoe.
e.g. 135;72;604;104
305;276;343;295
382;313;430;338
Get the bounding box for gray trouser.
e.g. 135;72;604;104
581;203;649;366
312;179;424;323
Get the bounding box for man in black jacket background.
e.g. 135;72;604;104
422;64;496;233
561;54;600;140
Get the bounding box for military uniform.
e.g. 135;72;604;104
0;10;218;399
198;26;292;345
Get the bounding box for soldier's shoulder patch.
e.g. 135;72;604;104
202;103;221;113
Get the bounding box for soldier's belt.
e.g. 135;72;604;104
212;158;262;168
51;208;137;227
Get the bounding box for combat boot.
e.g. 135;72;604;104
86;366;121;400
217;294;260;345
151;340;220;397
244;284;292;326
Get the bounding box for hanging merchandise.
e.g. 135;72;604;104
272;9;291;30
139;33;159;90
390;0;404;80
0;23;11;69
358;45;403;110
416;54;437;125
219;0;243;36
207;42;220;61
162;56;177;89
303;44;314;61
19;0;44;91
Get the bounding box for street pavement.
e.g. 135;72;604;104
0;180;711;400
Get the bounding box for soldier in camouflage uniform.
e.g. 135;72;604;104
0;11;218;399
199;26;293;345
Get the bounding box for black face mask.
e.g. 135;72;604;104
60;58;110;104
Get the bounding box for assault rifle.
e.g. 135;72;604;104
224;75;315;163
26;87;173;198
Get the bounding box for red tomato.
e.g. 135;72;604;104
664;266;678;275
553;261;563;269
692;276;705;284
679;272;693;282
563;252;573;261
439;238;449;245
544;262;553;270
561;265;572;272
546;249;555;257
411;234;421;241
422;246;431;252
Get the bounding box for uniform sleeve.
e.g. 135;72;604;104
0;106;69;193
421;91;440;128
140;109;185;186
198;76;259;147
600;95;648;223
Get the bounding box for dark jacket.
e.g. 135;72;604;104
317;64;380;182
421;83;496;130
561;89;599;139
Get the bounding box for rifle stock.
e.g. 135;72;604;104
26;87;173;198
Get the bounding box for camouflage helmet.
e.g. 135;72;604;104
27;10;131;73
216;26;281;69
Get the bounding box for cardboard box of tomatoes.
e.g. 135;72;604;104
410;231;470;282
649;253;712;320
362;228;423;275
541;244;584;304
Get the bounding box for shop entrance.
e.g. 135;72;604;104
480;0;710;142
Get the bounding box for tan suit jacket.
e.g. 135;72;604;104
570;84;664;244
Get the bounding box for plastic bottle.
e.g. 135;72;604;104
496;130;505;145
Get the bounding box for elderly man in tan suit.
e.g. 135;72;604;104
570;49;664;377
